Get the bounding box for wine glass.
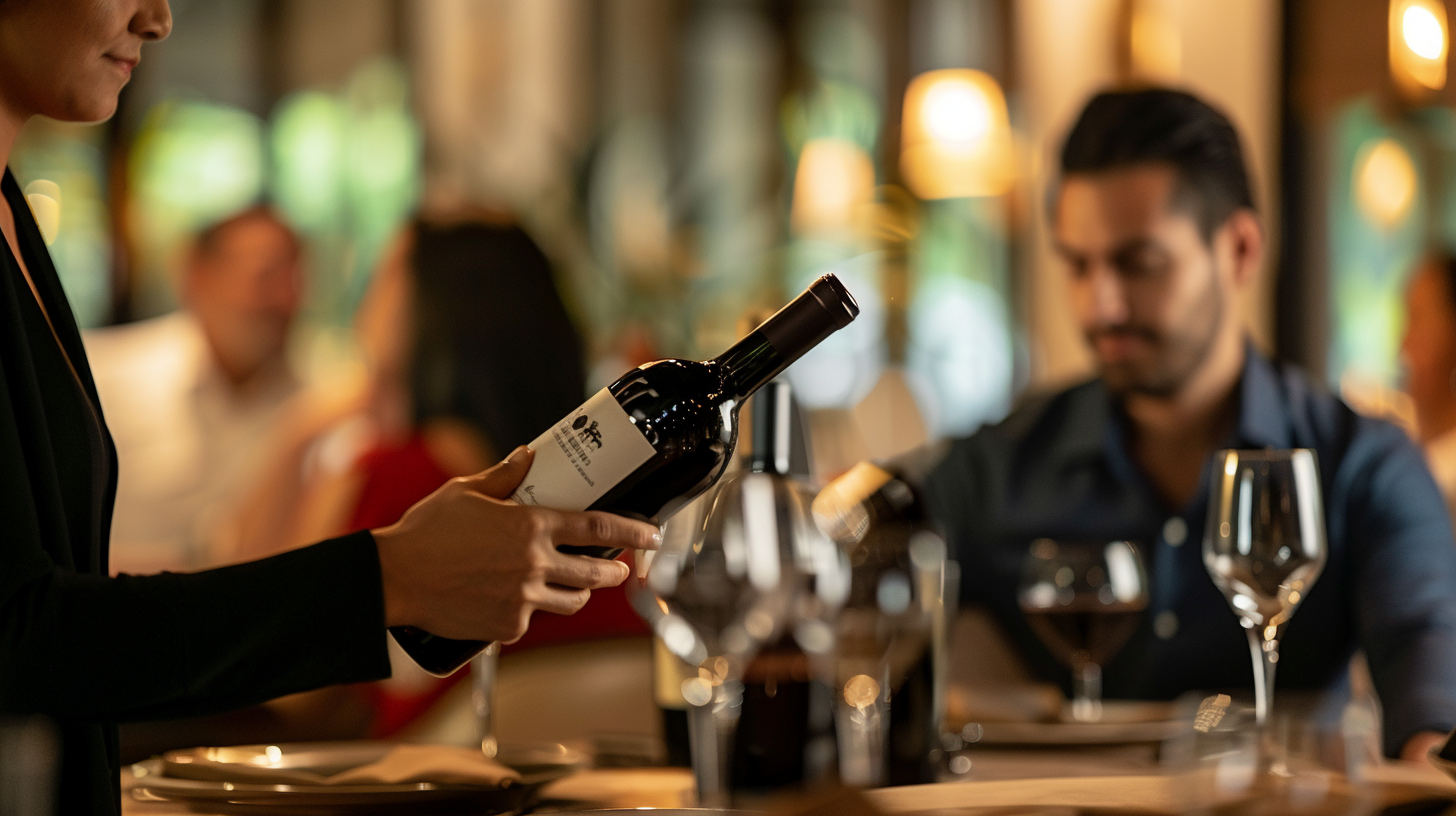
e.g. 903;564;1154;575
645;469;821;806
1018;539;1150;722
1203;449;1325;737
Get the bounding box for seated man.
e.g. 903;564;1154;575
903;88;1456;760
85;206;302;574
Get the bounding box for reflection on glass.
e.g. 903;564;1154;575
1018;539;1149;722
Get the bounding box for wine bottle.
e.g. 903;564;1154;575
392;275;860;676
730;382;836;794
813;461;947;785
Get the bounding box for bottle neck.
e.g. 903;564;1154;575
715;331;789;401
713;275;858;401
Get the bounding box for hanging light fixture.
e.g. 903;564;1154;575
899;69;1013;200
1390;0;1448;99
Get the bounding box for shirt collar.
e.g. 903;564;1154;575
1230;343;1292;450
1068;341;1290;474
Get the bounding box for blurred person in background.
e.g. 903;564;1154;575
1401;254;1456;516
0;3;658;812
896;88;1456;761
227;212;650;738
85;206;302;574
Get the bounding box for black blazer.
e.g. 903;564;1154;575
0;170;392;815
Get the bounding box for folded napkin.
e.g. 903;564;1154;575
323;744;521;788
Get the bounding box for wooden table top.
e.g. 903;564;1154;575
120;748;1456;815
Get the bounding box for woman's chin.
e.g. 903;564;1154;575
44;83;123;124
52;99;120;124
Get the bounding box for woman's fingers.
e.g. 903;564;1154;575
545;552;629;589
530;584;593;616
547;509;661;552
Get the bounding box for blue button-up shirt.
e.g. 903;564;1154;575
908;347;1456;755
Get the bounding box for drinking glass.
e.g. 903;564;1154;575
1018;539;1149;722
645;469;823;806
1203;450;1326;743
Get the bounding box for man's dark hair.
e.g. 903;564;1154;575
1059;88;1255;243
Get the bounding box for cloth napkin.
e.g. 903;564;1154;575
322;744;521;787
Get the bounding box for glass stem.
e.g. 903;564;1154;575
1246;627;1279;726
687;680;741;807
835;697;887;787
1071;660;1102;722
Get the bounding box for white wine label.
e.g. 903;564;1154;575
511;387;657;511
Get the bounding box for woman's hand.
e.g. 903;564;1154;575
372;446;660;643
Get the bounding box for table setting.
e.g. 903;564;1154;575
116;438;1456;816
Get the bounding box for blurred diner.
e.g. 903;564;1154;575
224;211;650;739
1403;254;1456;516
85;206;303;575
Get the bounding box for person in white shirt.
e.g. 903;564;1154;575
85;206;303;573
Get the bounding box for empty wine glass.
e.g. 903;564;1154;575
1018;539;1150;722
645;469;822;806
1203;449;1326;772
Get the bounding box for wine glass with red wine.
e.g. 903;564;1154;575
1018;539;1149;722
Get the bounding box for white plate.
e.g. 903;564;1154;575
133;741;582;814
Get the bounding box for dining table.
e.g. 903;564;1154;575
119;742;1456;815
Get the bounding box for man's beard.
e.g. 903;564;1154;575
1090;274;1224;398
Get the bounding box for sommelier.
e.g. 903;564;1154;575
895;88;1456;761
0;3;659;815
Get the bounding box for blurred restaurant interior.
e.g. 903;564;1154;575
27;0;1456;810
41;0;1456;470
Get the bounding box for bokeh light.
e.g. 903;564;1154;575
900;70;1013;200
1353;137;1418;230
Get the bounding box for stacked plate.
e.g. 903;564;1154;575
129;741;585;814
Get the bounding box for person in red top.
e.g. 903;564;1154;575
231;210;650;738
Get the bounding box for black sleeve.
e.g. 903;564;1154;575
0;531;393;723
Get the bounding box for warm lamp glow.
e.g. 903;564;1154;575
1391;0;1448;96
900;69;1013;200
922;82;991;145
790;138;875;235
1406;5;1446;58
1129;0;1181;81
1353;137;1418;230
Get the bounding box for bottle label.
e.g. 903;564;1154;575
511;387;657;511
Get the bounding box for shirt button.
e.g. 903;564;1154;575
1162;517;1188;547
1154;611;1179;640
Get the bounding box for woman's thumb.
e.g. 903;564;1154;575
468;446;534;499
